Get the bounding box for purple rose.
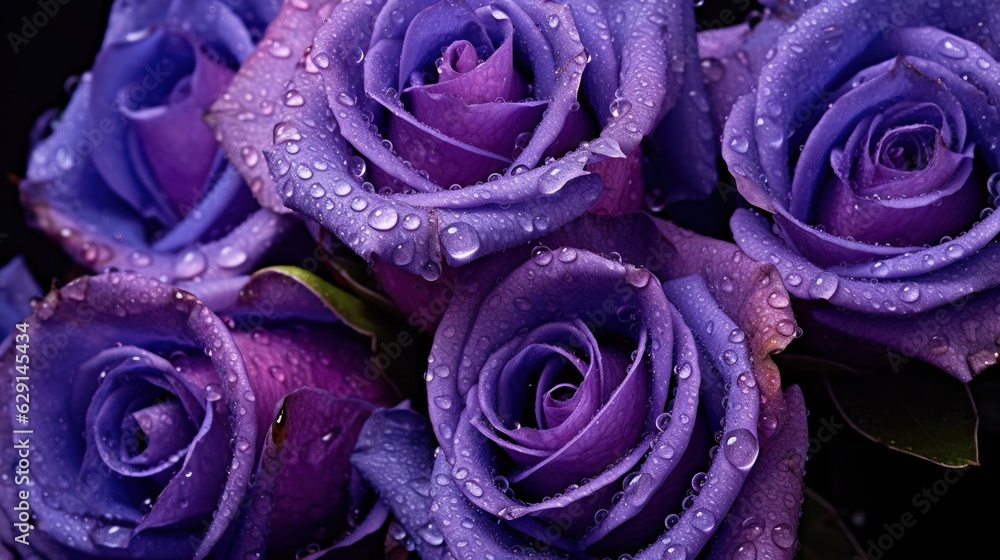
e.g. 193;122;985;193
0;268;398;558
20;0;299;284
716;0;1000;381
208;0;712;280
351;214;808;559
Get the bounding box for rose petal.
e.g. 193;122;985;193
350;408;454;559
232;321;397;449
733;208;1000;322
0;257;40;340
706;386;808;560
232;388;383;556
0;273;256;558
643;0;718;203
122;35;235;216
269;60;602;272
395;0;493;91
103;0;272;52
207;0;336;213
811;285;1000;382
23;30;298;283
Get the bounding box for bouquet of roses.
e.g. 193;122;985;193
0;0;995;558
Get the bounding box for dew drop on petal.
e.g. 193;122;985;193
807;271;838;299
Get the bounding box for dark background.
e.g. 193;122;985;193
0;0;996;559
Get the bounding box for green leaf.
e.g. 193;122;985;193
247;266;397;344
825;362;979;467
797;488;863;560
315;238;398;313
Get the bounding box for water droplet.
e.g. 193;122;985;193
690;508;716;532
547;14;559;28
175;250;207;278
557;247;578;263
657;442;676;458
938;38;968;59
929;335;950;355
350;46;365;64
268;40;292;58
218;246;248;269
662;545;687;560
785;273;802;286
417;524;444;546
768;292;790;308
464;481;484;497
729;328;746;343
701;57;725;81
742;516;765;539
776;320;796;337
273;121;302;144
309;184;326;198
205;384;223;402
720;276;735;292
674;362;692;379
730;135;749;153
240;146;260;168
338;91;357;106
532;246;553;265
442;222;481;260
771;523;795;549
898;283;920;303
393;240;415;266
514;297;533;311
368;207;399;230
312;51;330;68
283;89;304;107
655;412;671;431
402;214;422;230
610;97;632;118
538;166;567;194
421;261;442;281
332;181;352;196
722;350;738;365
732;541;757;560
723;428;759;470
128;251;151;267
807;272;839;299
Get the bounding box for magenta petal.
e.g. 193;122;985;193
232;320;398;450
234;388;383;556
